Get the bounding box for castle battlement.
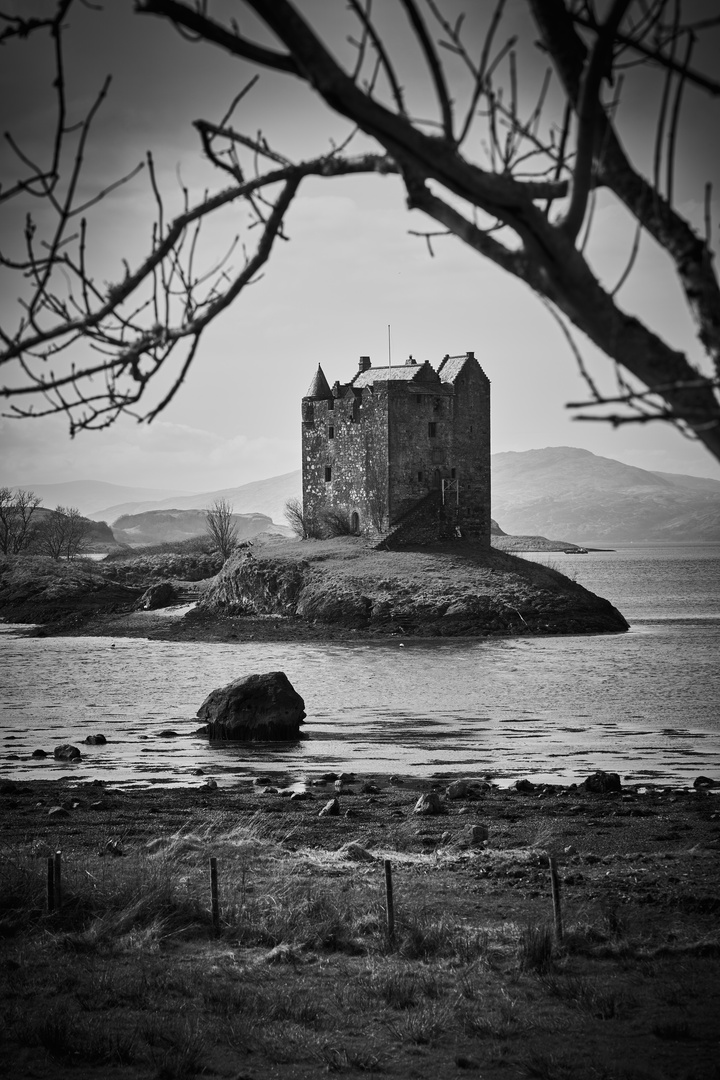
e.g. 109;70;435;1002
302;352;490;544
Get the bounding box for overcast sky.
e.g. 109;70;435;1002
2;0;720;493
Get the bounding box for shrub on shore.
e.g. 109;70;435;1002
102;545;222;584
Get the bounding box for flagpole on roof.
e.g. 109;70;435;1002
388;324;392;366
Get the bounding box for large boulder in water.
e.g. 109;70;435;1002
54;744;82;761
196;671;305;741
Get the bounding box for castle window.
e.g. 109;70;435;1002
327;399;334;411
324;466;332;482
415;394;422;404
451;468;456;479
428;422;437;438
328;426;335;439
417;471;423;482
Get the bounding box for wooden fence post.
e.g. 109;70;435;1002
384;859;395;946
209;857;220;935
548;854;563;942
53;851;62;912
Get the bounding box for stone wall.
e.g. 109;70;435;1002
386;378;454;524
445;356;491;539
302;385;389;536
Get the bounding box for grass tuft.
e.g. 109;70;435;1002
13;1002;138;1065
141;1016;207;1078
541;973;634;1019
385;1001;452;1046
518;922;555;973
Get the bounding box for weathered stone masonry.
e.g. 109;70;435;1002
302;352;491;545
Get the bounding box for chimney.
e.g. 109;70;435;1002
358;355;372;372
466;351;475;359
405;355;417;366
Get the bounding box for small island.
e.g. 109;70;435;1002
0;532;628;641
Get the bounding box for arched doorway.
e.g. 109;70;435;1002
350;511;360;535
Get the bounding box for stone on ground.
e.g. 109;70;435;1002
413;792;445;815
581;770;621;793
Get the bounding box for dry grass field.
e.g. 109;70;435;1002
1;776;719;1079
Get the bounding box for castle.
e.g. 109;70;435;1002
301;351;491;545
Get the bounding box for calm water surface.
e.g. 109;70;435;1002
1;543;719;788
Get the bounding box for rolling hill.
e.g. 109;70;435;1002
18;450;720;543
88;471;302;528
11;480;194;518
491;447;720;542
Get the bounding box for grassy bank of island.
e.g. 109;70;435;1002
0;535;628;641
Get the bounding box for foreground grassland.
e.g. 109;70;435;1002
1;778;719;1079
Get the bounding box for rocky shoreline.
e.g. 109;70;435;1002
2;767;719;872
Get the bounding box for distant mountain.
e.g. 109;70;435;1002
112;508;290;547
650;470;720;494
21;449;720;543
89;470;302;527
12;480;194;518
492;447;720;542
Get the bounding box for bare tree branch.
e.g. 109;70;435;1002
1;0;719;464
561;0;632;241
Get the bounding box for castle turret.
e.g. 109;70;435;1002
305;365;333;400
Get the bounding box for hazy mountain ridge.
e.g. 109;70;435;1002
89;471;302;526
650;471;720;494
11;480;195;516
11;449;720;543
492;447;720;542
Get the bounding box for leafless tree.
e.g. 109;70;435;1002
33;505;90;560
205;498;239;560
321;507;354;537
1;2;720;461
284;497;323;539
0;488;42;554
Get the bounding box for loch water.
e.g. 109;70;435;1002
1;543;719;789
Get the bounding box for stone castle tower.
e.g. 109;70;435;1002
301;352;491;545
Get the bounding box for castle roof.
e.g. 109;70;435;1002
352;360;439;388
437;353;470;383
304;365;333;400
